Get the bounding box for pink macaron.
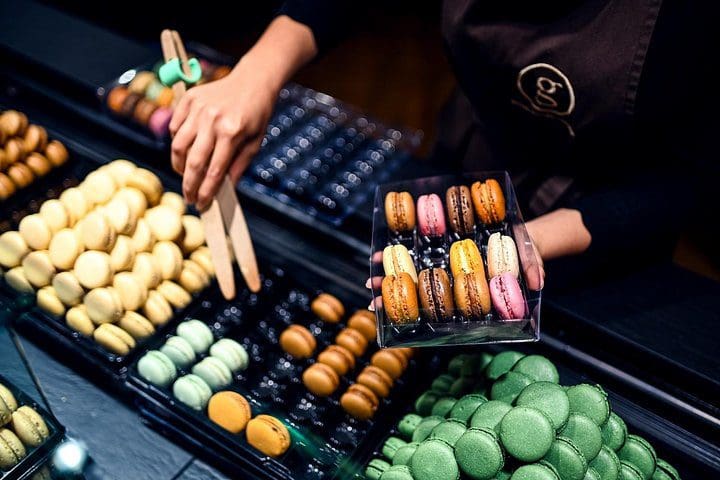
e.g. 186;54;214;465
148;107;173;138
417;194;446;237
490;273;527;320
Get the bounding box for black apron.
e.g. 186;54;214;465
436;0;662;215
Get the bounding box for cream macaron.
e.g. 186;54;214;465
0;231;30;268
18;214;52;251
48;228;84;270
179;259;210;293
118;311;155;340
94;323;135;356
66;305;94;336
21;251;55;288
4;267;34;294
109;235;136;272
114;187;148;220
38;199;70;232
152;241;183;280
160;192;186;216
52;271;85;306
59;187;91;225
102;199;137;236
132;252;162;289
126;168;163;206
37;286;66;317
84;287;124;325
80;169;117;205
81;211;117;252
112;271;148;311
143;290;173;326
190;246;215;276
181;215;205;254
145;205;183;242
74;251;113;289
157;280;192;309
130;218;155;253
103;159;137;187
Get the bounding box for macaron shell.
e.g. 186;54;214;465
418;268;454;322
280;324;316;358
431;396;457;417
397;413;423;439
455;427;504;480
449;394;488;424
161;336;197;368
210;338;249;372
490;273;527;320
341;383;379;420
590;445;621;480
469;400;513;431
515;381;569;430
566;384;611;427
357;366;393;398
510;463;561;480
513;355;560;383
208;391;252;434
310;293;345;323
429;419;467;446
303;363;339;397
560;413;603;463
486;351;526;380
618;435;657;480
317;345;355;376
177;319;214;354
373;349;406;380
335;328;368;357
471;179;506;225
382;436;408;460
620;461;645;480
417;193;446;237
410;438;460;480
412;415;444;443
347;310;377;341
449;239;483;277
602;413;628;451
384;191;416;233
246;415;291;457
192;357;233;391
366;458;391;480
392;442;420;466
490;371;534;404
543;437;588;480
500;406;555;462
652;459;680;480
380;464;414;480
454;270;492;318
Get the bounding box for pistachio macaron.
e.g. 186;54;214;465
455;427;504;480
602;412;628;451
160;336;196;369
138;350;177;387
382;436;408;460
652;459;680;480
176;319;214;354
429;419;467;446
510;463;561;480
500;406;555;462
192;357;233;391
516;381;570;430
490;371;534;404
618;435;657;480
590;445;621;480
397;413;423;439
246;415;291;457
410;438;459;480
173;374;212;411
513;355;560;383
412;415;445;443
209;338;249;372
449;394;488;424
486;351;525;381
431;396;457;417
469;400;513;431
566;384;610;427
365;458;391;480
560;413;603;463
543;436;588;480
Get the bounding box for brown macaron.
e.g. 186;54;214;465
0;173;16;200
341;383;379;421
133;99;159;126
335;328;368;357
7;163;34;189
0;110;28;137
348;310;377;341
120;93;143;118
311;292;345;323
44;140;69;167
384;191;416;233
357;365;394;398
302;362;340;397
107;86;130;114
4;138;25;164
279;324;316;359
446;185;475;235
418;268;455;322
24;153;52;177
23;125;48;154
317;345;356;376
454;270;492;318
371;349;407;380
381;273;419;324
471;179;506;224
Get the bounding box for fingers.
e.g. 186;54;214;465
196;136;237;211
365;277;382;289
368;296;383;311
370;251;383;264
171;108;199;176
169;93;193;137
182;122;216;206
227;138;260;183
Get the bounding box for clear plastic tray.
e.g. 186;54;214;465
370;171;542;348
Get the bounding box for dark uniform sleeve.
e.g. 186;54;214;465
278;1;354;54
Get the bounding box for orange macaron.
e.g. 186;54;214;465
246;415;291;457
357;365;394;398
335;328;368;357
341;383;379;421
279;324;316;359
302;363;340;397
208;391;252;434
348;310;377;341
317;345;356;376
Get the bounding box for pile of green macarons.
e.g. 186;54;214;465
365;351;681;480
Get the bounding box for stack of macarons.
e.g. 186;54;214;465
0;109;69;201
0;381;52;471
0;159;214;356
365;351;681;480
105;59;231;138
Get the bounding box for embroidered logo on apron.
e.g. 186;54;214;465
513;63;576;136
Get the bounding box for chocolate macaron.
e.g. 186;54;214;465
446;185;475;235
418;268;454;322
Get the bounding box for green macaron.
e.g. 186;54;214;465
392;442;419;466
566;384;610;427
510;463;561;480
397;413;423;439
512;355;560;383
449;394;487;424
415;390;441;416
410;438;460;480
620;461;645;480
191;356;233;391
490;371;534;404
469;400;512;431
560;413;603;463
160;336;196;369
500;406;555;462
449;376;478;397
516;381;570;430
618;435;657;480
584;468;602;480
176;319;214;354
382;436;408;460
432;374;457;394
429;419;467;446
486;351;526;381
448;354;469;377
652;459;680;480
495;472;512;480
455;427;504;480
601;413;628;451
412;415;445;443
365;458;391;480
463;353;493;378
137;350;177;387
209;338;249;372
172;374;212;411
591;445;621;480
432;396;458;417
379;464;414;480
543;436;588;480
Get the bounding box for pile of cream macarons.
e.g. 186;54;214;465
365;351;681;480
0;159;214;356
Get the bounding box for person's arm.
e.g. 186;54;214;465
169;15;317;210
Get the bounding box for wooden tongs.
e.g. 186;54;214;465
160;29;261;297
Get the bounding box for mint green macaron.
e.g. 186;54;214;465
432;374;457;394
365;458;391;480
618;435;657;480
209;338;249;372
191;356;233;391
432;397;458;417
382;436;408;460
490;371;534;404
449;394;487;424
412;415;445;443
652;459;680;480
620;461;645;480
469;400;512;431
462;353;493;378
379;464;414;480
173;374;212;411
516;381;570;430
160;336;196;368
512;355;559;383
429;419;467;446
415;390;441;416
543;436;588;480
591;445;621;480
510;463;561;480
449;376;478;397
397;413;423;439
410;438;460;480
560;413;603;463
455;427;504;480
500;407;555;462
137;350;177;387
486;351;525;381
392;442;419;466
176;319;214;354
584;468;602;480
448;354;469;377
601;413;628;451
566;384;610;427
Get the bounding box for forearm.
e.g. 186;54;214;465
525;208;592;261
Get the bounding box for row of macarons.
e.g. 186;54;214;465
384;180;507;237
0;160;214;356
364;351;680;480
0;383;51;471
0;110;70;201
380;238;526;324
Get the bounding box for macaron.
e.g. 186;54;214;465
152;241;183;281
0;428;26;469
179;259;210;293
397;413;423;439
381;273;419;324
131;218;155;253
7;163;35;188
65;305;94;336
4;267;34;294
490;273;527;320
208;391;251;433
449;376;477;397
210;338;249;372
392;442;420;466
107;86;129;113
516;381;570;430
173;374;212;411
335;328;368;357
80;211;117;252
145;80;165;102
602;413;628;451
113;272;148;311
48;228;84;271
429;419;467;446
566;384;610;427
118;311;155;339
620;461;645;480
156;88;174;108
431;396;457;417
410;438;460;480
590;445;621;480
357;365;394;398
0;231;29;269
585;468;602;480
22;250;55;288
384;191;416;233
4;138;26;165
192;357;233;391
59;188;90;225
19;214;52;250
449;239;484;277
133;99;159;126
341;383;379;420
280;324;317;359
446;185;475;235
487;233;520;278
310;292;345;323
431;374;455;393
115;186;147;220
652;459;680;480
618;435;657;480
500;406;555;462
543;437;588;480
138;350;177;387
382;436;408;460
177;319;214;354
510;463;561;480
383;244;418;284
44;140;69;166
513;355;560;384
37;286;66;317
81;169;117;205
0;384;17;426
418;268;454;322
157;280;191;309
347;310;377;341
0;173;15;200
303;363;340;397
84;286;123;324
103;199;136;237
38;199;69;233
24;153;52;177
412;415;444;443
417;193;447;238
449;394;488;424
190;246;215;276
146;206;183;243
160;336;196;369
366;458;391;480
23;124;48;152
414;390;440;417
560;413;603;463
246;415;291;457
486;351;525;380
148;107;173;138
128;71;155;95
143;290;173;326
471;179;506;225
126;168;163;206
0;110;28;136
94;323;135;355
133;252;162;289
454;270;492;318
180;215;205;254
491;371;534;404
455;427;504;480
317;345;355;376
372;349;407;380
103;159;137;187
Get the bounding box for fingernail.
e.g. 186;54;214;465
368;302;375;312
365;279;371;289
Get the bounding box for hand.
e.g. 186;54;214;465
169;60;277;210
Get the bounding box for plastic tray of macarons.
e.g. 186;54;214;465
370;172;543;348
